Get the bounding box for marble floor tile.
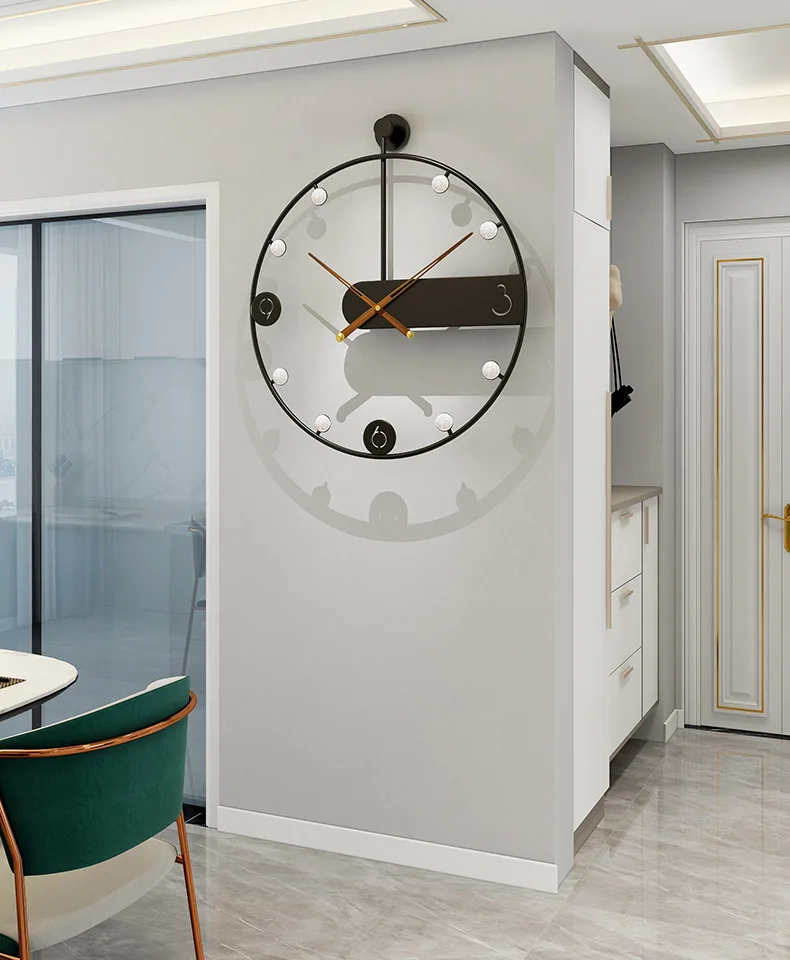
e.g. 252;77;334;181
528;728;790;957
39;728;790;960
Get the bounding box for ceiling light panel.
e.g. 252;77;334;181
0;0;420;56
0;0;441;107
662;28;790;104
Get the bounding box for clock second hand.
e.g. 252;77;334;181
307;253;413;339
337;232;473;340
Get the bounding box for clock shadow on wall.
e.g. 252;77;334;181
241;115;555;541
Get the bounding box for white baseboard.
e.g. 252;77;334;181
665;708;683;742
217;806;559;894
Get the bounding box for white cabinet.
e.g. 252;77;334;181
641;496;659;712
574;67;611;230
607;494;660;756
571;58;613;834
571;219;611;831
609;650;642;756
608;576;642;674
611;504;642;591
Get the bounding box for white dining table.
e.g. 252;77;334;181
0;649;78;719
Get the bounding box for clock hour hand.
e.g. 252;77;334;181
308;253;413;339
337;232;473;340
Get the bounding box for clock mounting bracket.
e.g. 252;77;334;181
373;114;411;152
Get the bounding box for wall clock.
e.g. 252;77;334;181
250;114;528;459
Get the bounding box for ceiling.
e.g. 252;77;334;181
2;0;790;154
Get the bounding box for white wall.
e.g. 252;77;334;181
610;144;677;741
0;34;579;886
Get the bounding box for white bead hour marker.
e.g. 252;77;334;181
479;220;499;241
270;238;287;257
435;413;454;433
272;368;289;386
310;186;328;206
315;415;331;434
431;174;450;195
482;360;501;380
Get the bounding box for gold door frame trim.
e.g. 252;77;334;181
715;257;766;713
0;0;445;92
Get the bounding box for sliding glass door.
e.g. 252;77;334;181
0;209;206;805
0;226;32;735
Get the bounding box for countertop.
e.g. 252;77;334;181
0;499;202;533
611;485;662;513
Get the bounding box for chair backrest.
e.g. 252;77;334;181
0;676;191;877
190;511;206;580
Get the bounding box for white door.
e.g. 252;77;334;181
691;227;789;733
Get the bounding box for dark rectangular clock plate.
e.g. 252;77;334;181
341;275;523;329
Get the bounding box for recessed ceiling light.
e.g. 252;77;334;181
0;0;445;87
625;24;790;144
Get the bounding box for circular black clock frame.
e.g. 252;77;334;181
250;123;528;460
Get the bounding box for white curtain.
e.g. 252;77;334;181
41;221;120;620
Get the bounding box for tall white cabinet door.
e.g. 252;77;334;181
574;68;611;230
572;211;611;830
782;238;790;735
641;496;659;712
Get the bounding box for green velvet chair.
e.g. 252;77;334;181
0;676;203;960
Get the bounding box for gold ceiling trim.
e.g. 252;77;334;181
633;36;720;144
618;21;790;50
697;127;790;143
0;0;445;91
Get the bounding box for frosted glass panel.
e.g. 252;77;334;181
0;225;32;737
40;210;206;803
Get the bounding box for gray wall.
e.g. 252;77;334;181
0;35;575;874
612;141;790;739
676;145;790;223
675;144;790;724
611;144;677;740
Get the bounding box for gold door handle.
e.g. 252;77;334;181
620;664;634;680
620;588;635;602
762;504;790;553
619;511;634;521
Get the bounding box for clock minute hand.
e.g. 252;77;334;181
337;232;474;340
307;253;413;339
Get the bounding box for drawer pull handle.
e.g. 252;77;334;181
620;588;634;601
619;511;634;521
620;665;634;680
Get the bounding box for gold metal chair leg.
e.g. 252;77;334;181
176;813;205;960
0;799;30;960
0;803;30;960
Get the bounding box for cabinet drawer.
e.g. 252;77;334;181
609;649;642;757
611;503;642;589
608;575;642;673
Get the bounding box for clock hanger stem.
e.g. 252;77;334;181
381;135;387;282
372;115;411;283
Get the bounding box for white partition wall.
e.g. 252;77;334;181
0;33;614;893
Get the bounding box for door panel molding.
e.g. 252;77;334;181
715;258;764;713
